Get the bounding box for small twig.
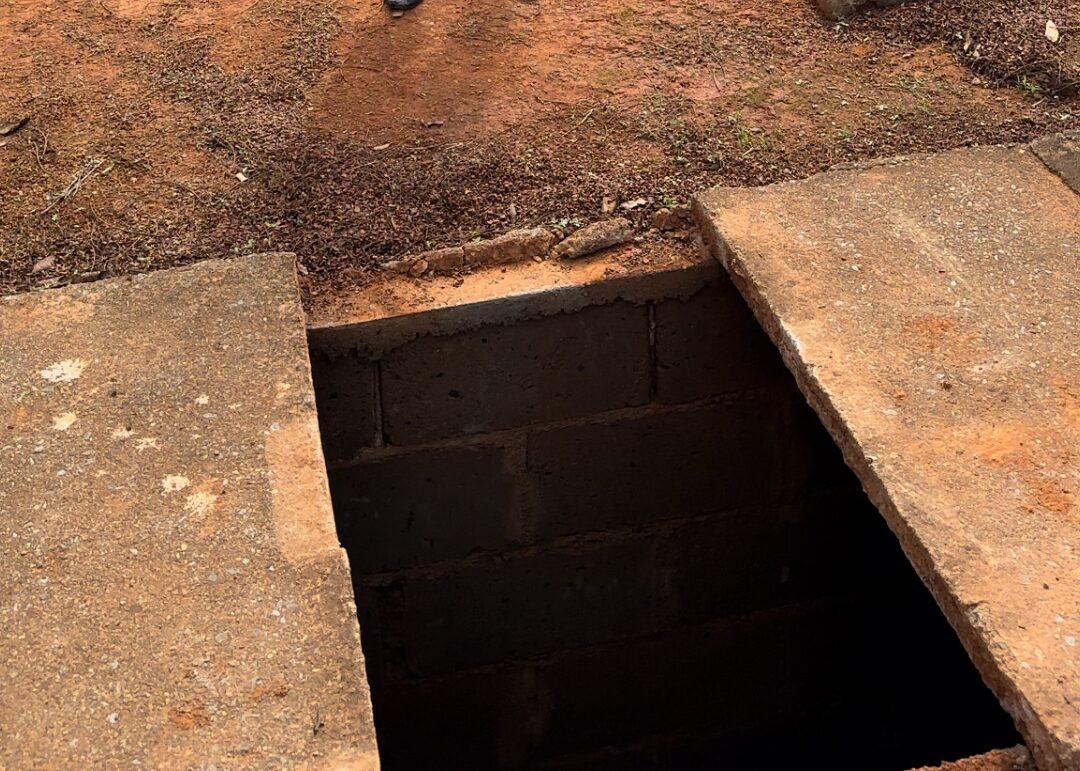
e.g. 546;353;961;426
43;158;106;214
29;128;50;175
709;66;722;95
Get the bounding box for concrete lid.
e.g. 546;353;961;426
695;145;1080;770
0;255;378;768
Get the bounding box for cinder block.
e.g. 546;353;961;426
528;398;787;540
654;278;789;405
533;617;788;758
309;349;378;464
381;303;651;445
658;491;902;626
385;537;661;676
329;443;521;574
657;508;790;626
372;666;534;770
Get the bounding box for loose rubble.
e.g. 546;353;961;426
463;228;556;267
552;218;635;260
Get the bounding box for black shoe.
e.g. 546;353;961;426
386;0;422;9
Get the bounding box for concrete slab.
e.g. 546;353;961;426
0;256;378;768
695;147;1080;770
1033;132;1080;195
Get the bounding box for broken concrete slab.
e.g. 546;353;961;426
695;146;1080;771
1032;132;1080;195
0;255;378;768
463;227;555;267
552;218;634;260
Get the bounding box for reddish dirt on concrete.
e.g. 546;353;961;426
696;146;1080;770
1;0;1078;308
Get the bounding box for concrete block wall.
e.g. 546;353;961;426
312;271;1016;770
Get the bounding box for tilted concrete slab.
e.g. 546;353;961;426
695;146;1080;770
0;255;378;768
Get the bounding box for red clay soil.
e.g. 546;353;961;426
1;0;1078;307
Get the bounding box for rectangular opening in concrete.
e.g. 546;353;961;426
310;254;1021;770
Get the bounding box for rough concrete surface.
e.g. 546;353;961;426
1033;132;1080;195
0;255;378;768
552;218;634;260
908;745;1034;770
462;227;556;267
696;146;1080;770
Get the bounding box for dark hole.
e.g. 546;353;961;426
311;287;1021;771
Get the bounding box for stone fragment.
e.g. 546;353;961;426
463;228;556;267
1046;19;1060;43
553;218;634;260
650;205;694;232
384;245;464;277
420;245;465;273
384;258;413;274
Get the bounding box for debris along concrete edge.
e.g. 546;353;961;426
691;147;1079;770
310;238;718;358
381;206;694;279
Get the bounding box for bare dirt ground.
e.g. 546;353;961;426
2;0;1078;307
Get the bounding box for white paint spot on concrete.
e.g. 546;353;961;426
135;437;159;451
111;428;134;440
184;491;216;517
161;475;190;494
40;359;88;383
52;413;77;431
195;395;210;406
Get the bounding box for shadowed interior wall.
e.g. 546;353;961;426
312;274;1019;770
